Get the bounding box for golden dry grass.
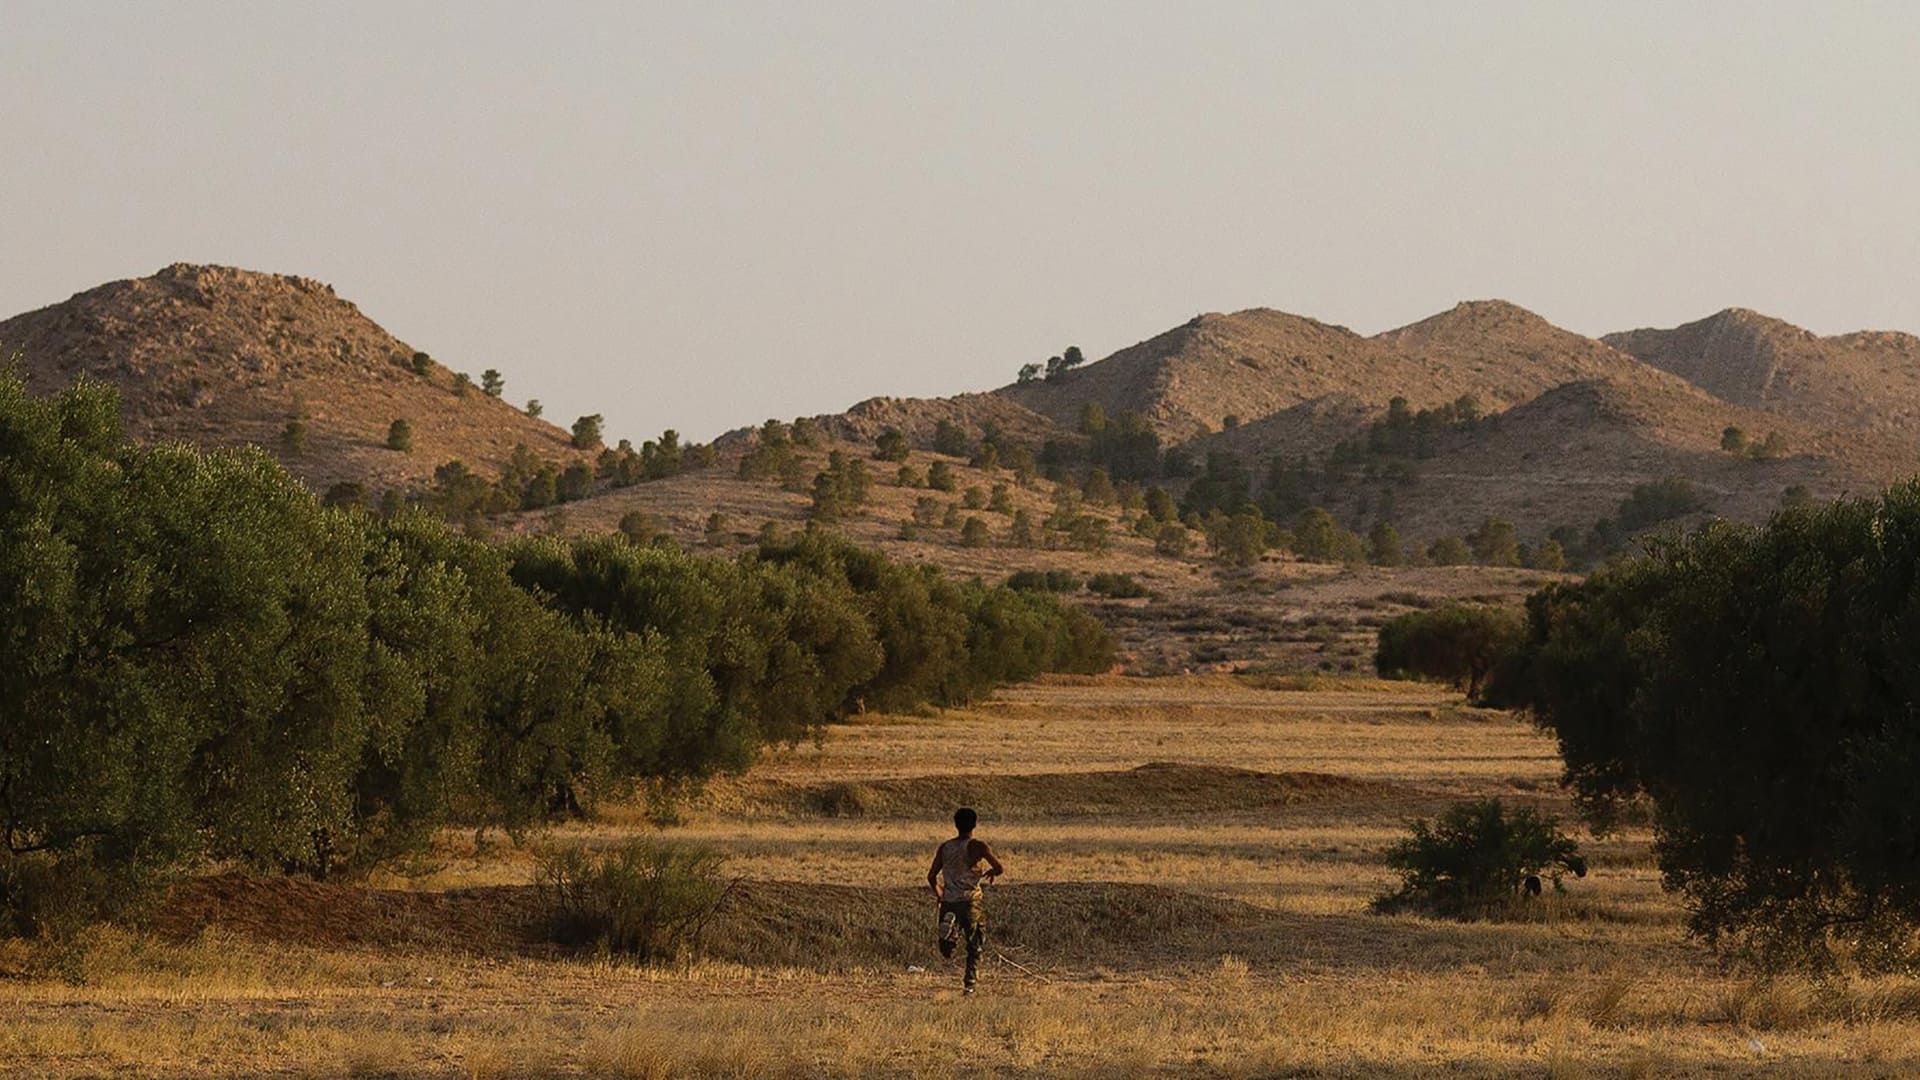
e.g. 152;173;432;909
6;675;1920;1077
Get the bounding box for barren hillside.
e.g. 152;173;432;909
1605;308;1920;437
0;263;580;492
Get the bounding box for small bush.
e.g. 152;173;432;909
812;781;883;817
1087;572;1148;598
1007;569;1080;593
535;840;729;962
386;418;412;452
1372;798;1585;918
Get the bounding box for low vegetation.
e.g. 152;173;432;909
1373;798;1585;918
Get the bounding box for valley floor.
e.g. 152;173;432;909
6;676;1918;1077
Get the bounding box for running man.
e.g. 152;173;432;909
926;806;1003;994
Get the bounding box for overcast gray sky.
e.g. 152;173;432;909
4;2;1916;441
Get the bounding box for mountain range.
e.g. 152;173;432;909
6;263;1916;543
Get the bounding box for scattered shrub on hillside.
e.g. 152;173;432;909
927;461;957;492
1082;467;1116;506
571;414;604;450
738;420;797;481
932;419;971;458
535;840;729;961
1748;430;1789;461
960;516;991;548
988;483;1014;514
1155;522;1192;558
703;512;730;547
1468;517;1519;567
1007;570;1081;593
1721;426;1748;454
481;369;504;397
1427;535;1471;566
280;417;308;455
1044;345;1085;383
962;486;987;510
526;398;542;417
410;351;432;376
386;418;413;452
1375;603;1524;699
1372;799;1585;919
1016;362;1041;385
1206;510;1268;568
895;465;923;488
1368;522;1404;567
1007;509;1038;548
1087;572;1148;599
618;510;661;546
453;372;473;397
873;427;908;462
1526;539;1568;572
1616;477;1708;532
1294;508;1365;564
809;451;871;523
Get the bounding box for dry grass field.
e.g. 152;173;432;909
6;676;1920;1077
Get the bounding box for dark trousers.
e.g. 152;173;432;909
938;897;985;986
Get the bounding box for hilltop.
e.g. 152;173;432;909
1605;307;1920;437
0;263;580;492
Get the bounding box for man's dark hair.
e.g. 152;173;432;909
954;807;978;834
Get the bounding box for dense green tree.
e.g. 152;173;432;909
571;414;605;451
387;418;413;452
873;427;909;462
1375;604;1524;699
1501;488;1920;969
481;370;504;397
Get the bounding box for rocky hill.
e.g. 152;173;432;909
1604;308;1920;438
0;263;580;492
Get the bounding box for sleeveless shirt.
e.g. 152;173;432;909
937;837;983;901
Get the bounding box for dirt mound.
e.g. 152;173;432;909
756;762;1411;820
154;873;1280;972
0;263;581;492
155;873;545;956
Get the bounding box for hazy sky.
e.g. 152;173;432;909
4;3;1917;441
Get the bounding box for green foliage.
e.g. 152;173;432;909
410;351;432;376
1427;535;1471;566
1043;345;1085;383
453;372;472;397
1007;570;1080;593
0;375;1112;935
1467;517;1519;566
571;414;604;451
1081;467;1115;506
1368;521;1404;567
927;461;957;492
1372;799;1584;918
1721;426;1747;453
1089;410;1160;483
1007;509;1038;548
1375;603;1524;698
873;427;908;462
1526;539;1568;572
386;418;412;452
931;420;971;458
962;486;987;511
1616;477;1708;533
1294;508;1365;564
323;481;367;509
809;451;871;523
534;839;727;961
1205;509;1268;568
1087;572;1147;599
1503;486;1920;970
736;420;797;482
960;516;991;548
526;399;543;418
280;418;308;455
1180;452;1252;518
1078;401;1107;436
481;369;504;397
1154;522;1192;558
1016;362;1041;385
988;483;1014;514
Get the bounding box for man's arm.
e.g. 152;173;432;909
973;839;1004;880
927;850;943;900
